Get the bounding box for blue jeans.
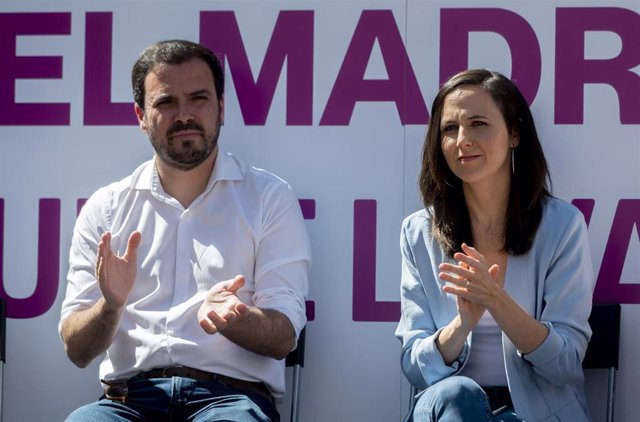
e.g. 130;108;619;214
65;376;279;422
409;376;523;422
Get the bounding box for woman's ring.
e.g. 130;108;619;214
465;280;470;288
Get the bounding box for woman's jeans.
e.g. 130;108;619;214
64;376;279;422
409;376;523;422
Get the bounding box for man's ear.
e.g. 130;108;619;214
134;103;146;131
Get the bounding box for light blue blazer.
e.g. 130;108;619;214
395;197;596;422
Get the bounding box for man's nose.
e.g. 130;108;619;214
176;103;194;123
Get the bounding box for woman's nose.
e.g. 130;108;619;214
456;127;472;147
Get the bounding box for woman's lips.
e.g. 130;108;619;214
458;155;480;163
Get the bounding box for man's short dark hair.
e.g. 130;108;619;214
131;39;224;109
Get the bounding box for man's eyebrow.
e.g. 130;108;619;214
150;93;173;104
189;89;213;97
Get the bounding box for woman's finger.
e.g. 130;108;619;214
439;262;474;280
461;243;484;260
439;270;469;287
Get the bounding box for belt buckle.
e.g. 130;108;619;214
161;366;173;377
101;378;128;403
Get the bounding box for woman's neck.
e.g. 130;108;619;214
463;179;510;252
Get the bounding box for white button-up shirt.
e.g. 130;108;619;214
60;152;311;397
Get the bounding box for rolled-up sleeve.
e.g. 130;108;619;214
395;214;467;389
518;209;595;386
253;181;311;340
59;188;109;328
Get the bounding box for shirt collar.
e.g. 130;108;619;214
209;150;244;185
130;150;245;194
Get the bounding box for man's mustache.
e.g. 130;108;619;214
167;121;204;136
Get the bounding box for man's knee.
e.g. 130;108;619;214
194;392;278;422
64;400;137;422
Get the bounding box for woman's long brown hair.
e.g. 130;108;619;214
419;69;550;257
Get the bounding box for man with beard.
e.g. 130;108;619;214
59;40;310;422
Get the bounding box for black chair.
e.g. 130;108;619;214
407;303;622;422
583;303;621;422
285;327;306;422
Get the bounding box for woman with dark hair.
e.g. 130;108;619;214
395;69;595;421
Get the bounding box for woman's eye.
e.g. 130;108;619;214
442;125;456;133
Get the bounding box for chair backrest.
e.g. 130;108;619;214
583;303;621;370
286;326;306;368
285;326;306;422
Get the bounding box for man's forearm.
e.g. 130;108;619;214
60;297;122;368
221;308;295;360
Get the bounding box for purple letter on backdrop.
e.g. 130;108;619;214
200;11;313;125
352;200;400;322
593;200;640;304
0;13;71;125
571;198;595;226
573;198;640;304
320;10;427;126
298;199;316;321
84;12;137;125
0;199;60;319
440;8;541;105
555;8;640;124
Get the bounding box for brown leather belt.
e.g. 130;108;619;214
138;366;272;401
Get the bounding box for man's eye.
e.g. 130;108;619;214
156;99;173;107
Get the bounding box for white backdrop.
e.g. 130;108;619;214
0;1;639;421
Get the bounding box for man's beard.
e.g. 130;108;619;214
150;116;221;171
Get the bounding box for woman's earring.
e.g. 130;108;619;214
511;148;515;175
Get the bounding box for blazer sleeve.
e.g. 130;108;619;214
395;216;469;389
518;208;595;386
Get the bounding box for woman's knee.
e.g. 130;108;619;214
434;376;486;402
413;376;490;421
